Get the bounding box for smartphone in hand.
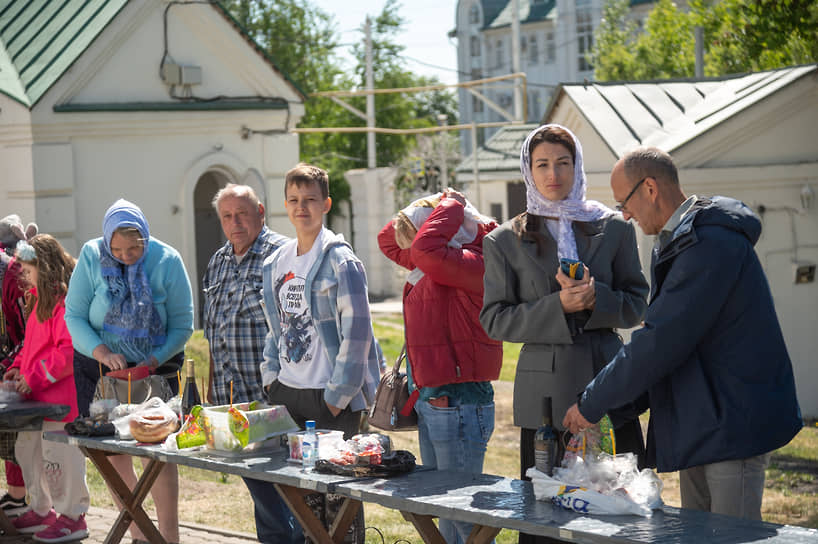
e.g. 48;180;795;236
560;258;584;280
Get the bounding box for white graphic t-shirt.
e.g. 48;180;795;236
273;230;331;389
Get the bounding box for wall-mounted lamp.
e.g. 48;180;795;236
800;184;814;210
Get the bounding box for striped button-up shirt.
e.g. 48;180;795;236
202;226;289;405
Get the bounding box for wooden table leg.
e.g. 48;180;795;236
327;496;361;544
275;484;335;544
82;447;167;544
401;511;447;544
467;524;502;544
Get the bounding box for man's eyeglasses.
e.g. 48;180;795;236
615;177;647;213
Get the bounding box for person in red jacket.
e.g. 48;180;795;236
0;215;37;516
6;235;90;543
378;189;502;544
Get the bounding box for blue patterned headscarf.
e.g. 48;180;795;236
99;199;166;361
520;124;614;260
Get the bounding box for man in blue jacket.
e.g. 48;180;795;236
563;147;802;520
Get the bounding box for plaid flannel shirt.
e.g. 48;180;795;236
260;228;380;412
202;226;289;405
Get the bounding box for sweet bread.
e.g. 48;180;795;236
130;414;179;443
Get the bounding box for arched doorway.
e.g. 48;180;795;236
194;171;230;324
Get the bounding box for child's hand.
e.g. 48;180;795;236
3;368;19;382
15;375;30;395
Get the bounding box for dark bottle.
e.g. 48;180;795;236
534;397;558;476
181;359;202;417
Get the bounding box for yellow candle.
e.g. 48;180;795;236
230;380;233;407
128;373;132;405
177;370;182;398
610;428;616;456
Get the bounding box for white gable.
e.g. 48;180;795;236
43;1;302;109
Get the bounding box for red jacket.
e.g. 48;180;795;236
378;198;502;388
11;293;78;422
1;257;27;368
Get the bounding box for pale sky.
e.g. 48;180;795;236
311;0;460;86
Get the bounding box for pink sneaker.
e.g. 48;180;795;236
12;508;56;534
33;514;88;543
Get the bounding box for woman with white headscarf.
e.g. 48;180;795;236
480;125;648;544
379;189;502;544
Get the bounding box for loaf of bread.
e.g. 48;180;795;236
130;414;179;443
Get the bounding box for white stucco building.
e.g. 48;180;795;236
0;0;305;322
451;0;656;155
455;64;818;418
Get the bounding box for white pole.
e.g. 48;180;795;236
438;114;448;189
365;16;376;169
471;122;480;206
511;0;522;121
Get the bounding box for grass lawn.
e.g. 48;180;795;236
23;319;816;542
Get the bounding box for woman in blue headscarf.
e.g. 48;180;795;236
66;199;193;544
480;125;649;544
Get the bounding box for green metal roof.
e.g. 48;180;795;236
456;123;537;173
0;0;305;110
53;99;289;112
0;0;129;108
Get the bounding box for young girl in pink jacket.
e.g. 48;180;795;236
5;235;89;543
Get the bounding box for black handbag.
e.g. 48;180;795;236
368;346;417;431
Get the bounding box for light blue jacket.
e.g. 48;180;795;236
65;237;194;364
260;229;380;412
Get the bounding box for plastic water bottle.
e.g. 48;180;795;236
302;420;317;472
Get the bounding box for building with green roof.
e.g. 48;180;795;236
0;0;305;322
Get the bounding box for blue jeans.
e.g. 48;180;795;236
242;477;302;543
416;398;495;544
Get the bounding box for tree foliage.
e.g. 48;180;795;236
222;0;458;220
591;0;818;81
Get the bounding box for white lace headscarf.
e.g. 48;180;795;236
400;193;494;285
521;124;614;260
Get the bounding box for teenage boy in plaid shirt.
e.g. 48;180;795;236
261;163;380;543
201;184;298;543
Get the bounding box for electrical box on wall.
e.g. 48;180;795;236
794;262;816;284
161;63;202;85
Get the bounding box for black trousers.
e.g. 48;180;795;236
266;380;365;544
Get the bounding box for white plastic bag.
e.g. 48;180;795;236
112;397;177;440
527;452;663;517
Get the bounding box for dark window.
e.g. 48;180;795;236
490;203;503;223
470;36;481;57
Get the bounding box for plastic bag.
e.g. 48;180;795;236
528;452;663;517
0;381;21;403
111;397;178;441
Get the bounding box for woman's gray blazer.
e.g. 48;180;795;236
480;215;648;430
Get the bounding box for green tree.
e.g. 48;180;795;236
591;0;818;81
223;0;458;221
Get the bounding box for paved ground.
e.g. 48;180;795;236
4;505;258;543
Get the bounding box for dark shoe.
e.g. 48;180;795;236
0;492;28;517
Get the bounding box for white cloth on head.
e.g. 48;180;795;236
400;193;493;285
520;124;615;260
